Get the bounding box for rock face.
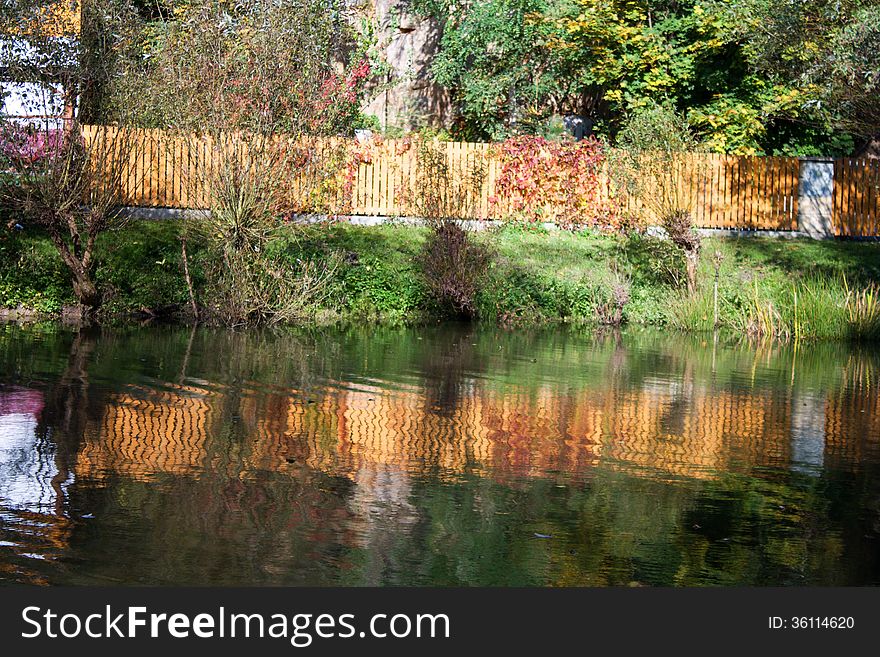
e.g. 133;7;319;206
361;1;450;132
854;136;880;159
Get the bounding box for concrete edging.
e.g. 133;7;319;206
119;207;830;240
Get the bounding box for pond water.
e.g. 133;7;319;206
0;323;878;586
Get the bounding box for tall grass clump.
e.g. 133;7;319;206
669;287;718;333
182;135;340;326
842;277;880;340
784;279;844;341
672;273;880;342
755;278;880;342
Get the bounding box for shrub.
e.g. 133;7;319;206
1;123;65;227
107;0;371;136
0;123;144;315
620;233;686;288
420;221;492;317
595;275;631;325
183;135;341;325
610;102;706;293
406;138;494;318
0;125;64;167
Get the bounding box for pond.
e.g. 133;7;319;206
0;323;878;586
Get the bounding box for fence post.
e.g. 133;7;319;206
797;157;835;239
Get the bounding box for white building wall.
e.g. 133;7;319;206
1;36;75;128
1;80;68;128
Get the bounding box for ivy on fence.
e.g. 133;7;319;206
490;136;620;229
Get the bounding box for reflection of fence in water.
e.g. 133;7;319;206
71;379;878;483
0;507;73;585
241;386;797;481
77;385;214;480
239;386;495;477
599;390;789;479
824;391;880;468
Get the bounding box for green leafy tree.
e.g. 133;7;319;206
413;0;576;140
416;0;858;154
719;0;880;138
550;0;845;153
817;4;880;136
551;0;711;118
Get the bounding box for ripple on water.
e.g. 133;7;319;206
0;325;878;585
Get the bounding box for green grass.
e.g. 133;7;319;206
1;220;191;316
289;222;431;324
3;219;880;341
664;238;880;341
97;220;197;315
0;227;72;313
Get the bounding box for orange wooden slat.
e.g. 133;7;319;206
84;127;880;234
792;158;798;231
870;160;880;235
843;158;855;237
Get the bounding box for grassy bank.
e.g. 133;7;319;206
2;220;880;339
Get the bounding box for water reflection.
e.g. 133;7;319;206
0;323;878;585
0;386;73;582
0;387;53;511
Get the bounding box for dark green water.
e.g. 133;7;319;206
0;323;877;586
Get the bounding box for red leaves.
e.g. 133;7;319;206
312;58;372;132
491;136;620;229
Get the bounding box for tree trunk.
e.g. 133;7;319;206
181;237;199;319
49;229;101;313
71;270;100;313
685;250;698;296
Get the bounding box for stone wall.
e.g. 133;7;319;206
361;1;450;132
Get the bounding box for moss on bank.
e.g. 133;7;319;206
2;220;880;339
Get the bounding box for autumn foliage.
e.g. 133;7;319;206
491;136;619;229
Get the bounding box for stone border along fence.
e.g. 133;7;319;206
82;125;880;239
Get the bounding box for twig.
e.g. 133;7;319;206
181;234;199;320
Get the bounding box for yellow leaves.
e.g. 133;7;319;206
691;97;766;155
736;145;760;156
523;11;543;26
172;3;195;18
702;131;758;156
47;1;80;33
545;36;577;52
4;1;80;37
644;75;674;92
774;87;802;107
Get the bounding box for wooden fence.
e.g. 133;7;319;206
615;154;801;231
82;125;880;236
834;158;880;237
